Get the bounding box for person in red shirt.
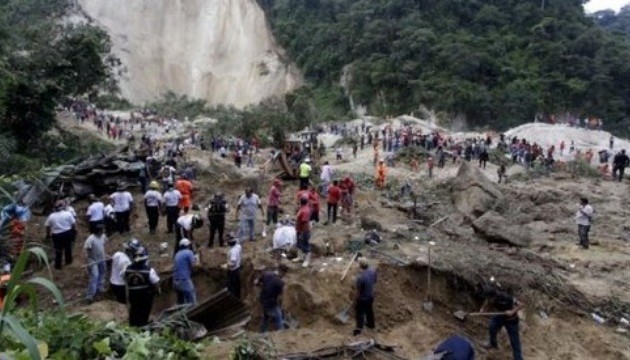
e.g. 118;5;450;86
428;157;435;178
293;197;312;267
264;179;282;238
175;174;193;212
327;180;342;224
341;176;355;216
296;185;309;209
308;185;320;224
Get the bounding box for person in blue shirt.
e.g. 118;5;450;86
173;238;197;305
353;257;377;336
255;264;288;332
433;334;475;360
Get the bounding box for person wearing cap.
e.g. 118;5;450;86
175;174;194;212
375;159;387;189
353;257;377;336
144;181;163;234
110;184;134;234
480;285;524;360
173;238;197;305
110;239;136;303
163;182;182;234
264;179;282;238
45;200;76;269
256;264;288;332
86;194;105;234
293;196;312;268
124;246;160;326
84;224;107;303
207;192;229;247
225;236;242;298
235;188;264;242
298;158;312;189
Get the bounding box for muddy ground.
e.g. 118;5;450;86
24;116;630;359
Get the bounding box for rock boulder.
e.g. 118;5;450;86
450;162;504;219
472;211;532;247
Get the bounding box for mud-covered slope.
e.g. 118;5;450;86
78;0;301;106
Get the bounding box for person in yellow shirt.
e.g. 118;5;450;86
298;158;312;188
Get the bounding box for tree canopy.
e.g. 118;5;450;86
259;0;630;133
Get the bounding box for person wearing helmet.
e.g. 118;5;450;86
144;181;163;234
109;239;136;304
298;158;312;189
124;245;160;327
45;200;76;270
173;238;197;305
480;284;524;360
207;192;228;247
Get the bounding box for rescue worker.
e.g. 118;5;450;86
224;235;242;298
326;180;341;224
612;149;629;182
163;182;182;234
256;264;288;332
353;257;377;336
207;192;228;247
144;180;162;234
45;200;76;269
110;184;134;234
85;194;105;234
264;179;282;238
175;174;193;212
173;238;197;305
480;285;524;360
235;188;264;242
175;208;203;252
298;158;312;189
375;160;387;189
124;246;160;327
110;239;137;304
293;197;312;268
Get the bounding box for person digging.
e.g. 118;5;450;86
479;285;524;360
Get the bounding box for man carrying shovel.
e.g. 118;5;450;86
480;285;524;360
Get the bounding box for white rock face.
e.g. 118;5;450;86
78;0;302;107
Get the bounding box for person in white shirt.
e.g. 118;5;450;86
320;161;334;197
163;182;182;234
175;209;202;252
84;225;107;302
575;197;594;249
45;200;76;269
144;181;163;234
110;184;134;234
103;200;116;236
110;239;137;303
225;236;242;299
86;194;105;234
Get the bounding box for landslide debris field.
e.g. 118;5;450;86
26;115;630;359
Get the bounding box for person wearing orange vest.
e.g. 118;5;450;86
175;174;193;212
375;160;387;189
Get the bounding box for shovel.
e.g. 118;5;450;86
453;311;505;321
335;303;353;324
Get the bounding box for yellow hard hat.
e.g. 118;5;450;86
149;180;160;189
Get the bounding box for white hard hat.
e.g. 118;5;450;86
179;238;191;247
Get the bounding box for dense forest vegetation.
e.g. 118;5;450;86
259;0;630;134
0;0;116;172
594;5;630;36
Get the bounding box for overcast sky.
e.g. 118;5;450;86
584;0;630;13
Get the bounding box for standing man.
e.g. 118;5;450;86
235;188;264;242
144;181;162;234
175;174;194;212
85;194;105;234
480;285;524;360
84;225;107;303
298;158;312;189
353;257;377;336
173;238;197;305
264;179;282;238
124;246;160;327
110;239;136;304
110;184;133;234
326;180;341;225
207;192;228;247
225;236;242;298
612;149;629;182
256;264;288;332
320;161;334;197
163;182;182;234
45;200;76;270
375;160;387;189
575;197;594;249
293;197;312;268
